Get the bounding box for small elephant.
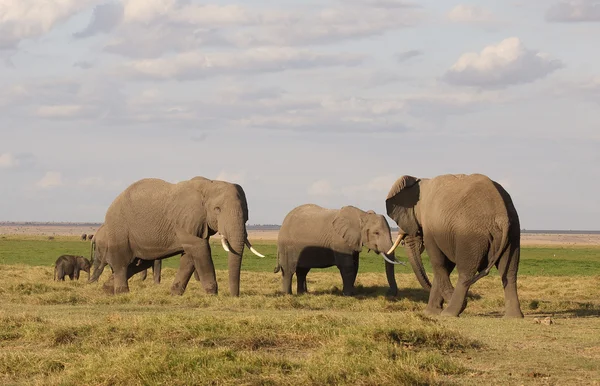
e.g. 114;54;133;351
54;255;91;281
138;260;162;284
385;173;523;318
81;233;87;241
274;204;404;296
87;234;94;241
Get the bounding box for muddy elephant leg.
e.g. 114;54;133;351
171;253;196;295
296;267;310;294
497;246;524;318
177;238;217;295
139;269;148;281
153;260;161;284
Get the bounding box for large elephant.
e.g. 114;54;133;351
94;176;265;296
274;204;405;296
385;173;523;318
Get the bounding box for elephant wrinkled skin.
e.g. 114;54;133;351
275;204;405;296
386;173;523;318
93;176;264;296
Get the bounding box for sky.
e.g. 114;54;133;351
0;0;599;229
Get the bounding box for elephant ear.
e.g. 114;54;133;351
332;206;362;252
386;175;419;201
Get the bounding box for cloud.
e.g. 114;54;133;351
74;1;124;38
342;175;396;197
0;152;36;170
215;171;245;184
447;4;496;24
396;49;422;63
36;172;63;189
308;179;334;196
73;61;94;69
121;48;365;81
442;37;564;88
0;0;100;49
546;1;600;22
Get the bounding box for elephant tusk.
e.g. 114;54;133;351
380;253;407;266
245;239;265;258
387;233;407;255
220;235;231;252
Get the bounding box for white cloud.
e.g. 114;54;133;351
215;171;245;184
0;0;100;49
342;175;396;197
36;172;63;189
447;4;496;24
546;1;600;22
122;48;364;81
308;179;334;196
36;105;87;119
0;153;17;168
443;37;564;88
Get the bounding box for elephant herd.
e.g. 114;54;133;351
56;173;524;318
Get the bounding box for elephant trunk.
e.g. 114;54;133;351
225;235;245;297
404;236;432;291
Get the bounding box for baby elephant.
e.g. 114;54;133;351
54;255;91;281
274;204;405;296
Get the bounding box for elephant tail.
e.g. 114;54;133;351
465;217;511;287
273;251;281;274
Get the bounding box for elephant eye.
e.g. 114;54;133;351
374;231;379;235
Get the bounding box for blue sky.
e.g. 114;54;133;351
1;0;599;229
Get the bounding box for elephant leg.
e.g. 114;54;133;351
497;246;524;318
139;269;148;281
68;272;74;280
282;265;294;295
423;241;455;315
351;252;359;286
74;268;80;281
296;267;310;294
171;253;196;296
441;270;474;317
153;259;161;285
183;238;217;295
56;266;64;281
335;253;356;296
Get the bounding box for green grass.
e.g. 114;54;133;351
1;235;600;384
2;235;600;276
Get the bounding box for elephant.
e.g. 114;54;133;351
54;255;91;281
138;260;162;283
81;233;87;241
87;234;94;241
274;204;405;296
89;226;200;285
94;176;265;296
385;173;523;318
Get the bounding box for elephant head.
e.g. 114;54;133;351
385;175;432;291
332;206;404;266
195;177;264;296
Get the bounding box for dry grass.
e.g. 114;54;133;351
0;263;599;385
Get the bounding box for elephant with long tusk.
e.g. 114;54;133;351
94;176;265;297
274;204;405;297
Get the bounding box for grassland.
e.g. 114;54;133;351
1;235;600;385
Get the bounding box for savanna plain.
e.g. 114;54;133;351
1;227;600;385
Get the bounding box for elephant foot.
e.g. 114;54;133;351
170;283;186;296
114;286;130;295
424;306;443;316
503;310;524;319
102;283;115;295
440;309;460;318
342;290;355;297
203;283;218;295
386;288;399;297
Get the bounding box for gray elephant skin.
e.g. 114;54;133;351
274;204;405;296
93;176;264;296
385;173;523;318
54;255;91;281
